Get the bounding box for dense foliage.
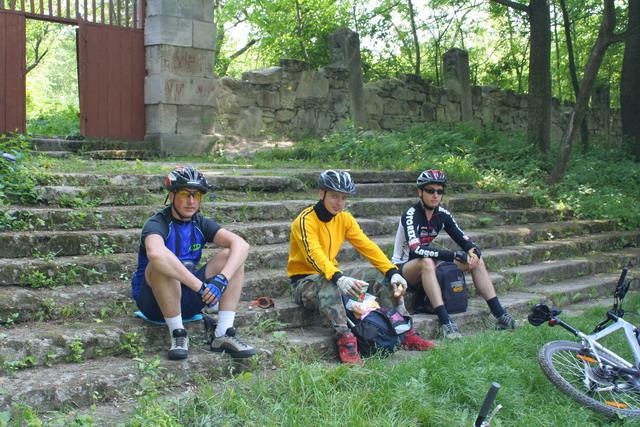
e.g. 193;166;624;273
25;21;79;137
0;135;39;206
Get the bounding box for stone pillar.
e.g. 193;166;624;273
443;48;472;121
593;81;610;140
144;0;219;155
328;28;365;128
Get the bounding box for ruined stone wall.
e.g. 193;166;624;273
211;68;619;142
143;4;618;153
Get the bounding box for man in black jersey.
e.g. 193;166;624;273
391;169;516;339
132;166;255;360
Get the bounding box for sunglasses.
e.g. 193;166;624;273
176;190;203;201
422;188;445;195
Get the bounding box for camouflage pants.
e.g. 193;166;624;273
291;269;398;336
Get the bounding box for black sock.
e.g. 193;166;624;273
434;305;451;325
487;297;506;318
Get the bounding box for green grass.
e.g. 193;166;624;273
118;300;640;426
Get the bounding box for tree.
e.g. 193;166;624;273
549;0;632;183
491;0;552;159
558;0;589;150
620;0;640;160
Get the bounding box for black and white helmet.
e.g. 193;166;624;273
318;170;356;194
416;169;447;188
164;166;212;193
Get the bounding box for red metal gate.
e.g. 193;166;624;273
0;0;145;139
0;11;26;134
78;19;144;140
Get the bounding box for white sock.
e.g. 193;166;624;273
165;314;184;334
215;311;236;337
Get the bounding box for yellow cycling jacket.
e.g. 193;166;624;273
287;205;396;281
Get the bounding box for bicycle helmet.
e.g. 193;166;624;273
164;166;212;194
318;170;356;194
416;169;447;188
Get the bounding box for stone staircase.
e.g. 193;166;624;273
30;137;153;160
1;166;639;421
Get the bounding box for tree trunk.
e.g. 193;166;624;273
548;0;620;184
294;0;309;63
620;0;640;160
528;0;552;158
559;0;590;150
407;0;420;76
491;0;552;158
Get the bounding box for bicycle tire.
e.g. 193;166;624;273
539;340;640;418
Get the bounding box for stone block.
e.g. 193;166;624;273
193;20;216;50
147;133;221;155
145;75;229;107
146;46;210;77
395;87;415;102
242;67;283;85
256;90;279;108
279;84;297;109
201;107;219;134
145;104;177;134
317;111;333;130
145;16;193;47
147;0;208;20
363;88;383;116
177;105;203;135
296;71;329;99
233;107;263;137
292;109;317;133
275;108;295;122
383;99;403;115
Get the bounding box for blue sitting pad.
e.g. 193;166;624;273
134;311;203;325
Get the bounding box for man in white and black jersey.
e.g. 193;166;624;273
391;169;517;339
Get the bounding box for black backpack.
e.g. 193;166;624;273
415;261;468;314
346;303;413;357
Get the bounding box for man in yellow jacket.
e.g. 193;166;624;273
288;170;434;364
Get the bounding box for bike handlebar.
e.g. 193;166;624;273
475;382;500;427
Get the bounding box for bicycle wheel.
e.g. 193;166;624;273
539;340;640;418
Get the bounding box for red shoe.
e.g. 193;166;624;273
402;328;435;351
336;332;363;364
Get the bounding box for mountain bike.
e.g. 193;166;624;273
474;382;501;427
528;265;640;418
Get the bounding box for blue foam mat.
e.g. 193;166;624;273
134;311;203;325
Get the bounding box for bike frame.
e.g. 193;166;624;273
551;313;640;373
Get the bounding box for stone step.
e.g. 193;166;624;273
0;221;628;296
1;194;547;232
83;150;150;160
0;298;318;373
0;213;612;260
0;220;624;292
501;247;640;289
37;169;425;187
526;271;639;308
5;256;635;378
3;230;639;325
0;323;337;413
30;179;534;208
0;286;597;414
31;137;151;152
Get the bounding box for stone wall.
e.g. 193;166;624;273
209;64;619;142
143;6;619;153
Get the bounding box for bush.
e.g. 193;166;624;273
0;135;38;206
